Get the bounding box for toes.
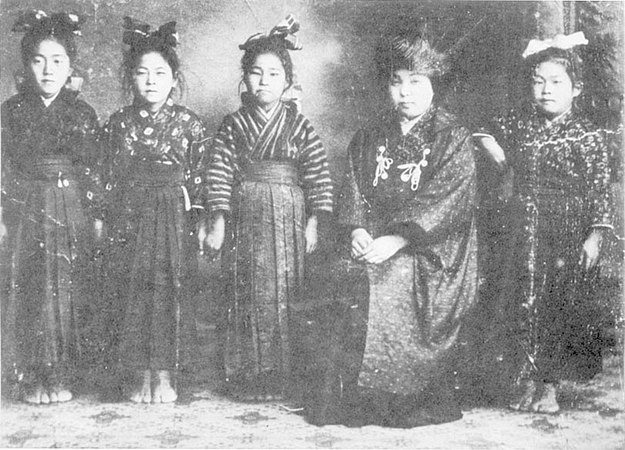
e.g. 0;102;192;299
49;391;59;403
56;390;72;403
23;392;41;404
40;391;51;404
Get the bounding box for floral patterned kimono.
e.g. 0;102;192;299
486;105;612;385
206;99;333;393
101;98;209;376
1;88;102;388
337;106;478;398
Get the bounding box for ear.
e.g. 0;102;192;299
572;81;582;98
68;66;74;77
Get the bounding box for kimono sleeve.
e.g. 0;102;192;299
71;103;106;220
336;129;369;231
206;115;236;213
386;128;477;245
297;118;333;215
578;129;613;229
1;101;22;227
184;114;210;211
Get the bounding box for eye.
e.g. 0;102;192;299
31;56;45;65
410;77;422;84
390;77;401;86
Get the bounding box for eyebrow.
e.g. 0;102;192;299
33;53;68;58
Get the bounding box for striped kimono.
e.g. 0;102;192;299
207;100;333;393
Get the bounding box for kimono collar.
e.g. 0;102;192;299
527;102;575;132
257;101;280;120
133;96;175;121
22;86;79;109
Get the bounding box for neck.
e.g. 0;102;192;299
544;108;571;127
40;90;62;107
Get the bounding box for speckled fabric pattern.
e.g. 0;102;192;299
338;106;478;396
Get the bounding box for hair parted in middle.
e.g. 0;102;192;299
120;16;183;99
375;29;449;83
239;15;302;91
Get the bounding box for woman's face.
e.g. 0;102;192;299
28;38;73;98
531;61;580;119
388;69;434;120
133;51;176;112
244;52;288;111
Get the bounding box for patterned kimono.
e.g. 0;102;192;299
487;105;612;384
1;88;102;386
337;106;478;397
206;100;333;390
101;98;209;375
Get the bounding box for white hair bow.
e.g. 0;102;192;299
522;31;588;59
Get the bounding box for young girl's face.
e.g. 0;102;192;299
531;60;580;119
244;53;288;111
28;38;73;99
133;51;176;112
389;69;434;120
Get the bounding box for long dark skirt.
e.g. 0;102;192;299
221;162;305;394
2;159;91;388
107;164;198;379
495;194;605;394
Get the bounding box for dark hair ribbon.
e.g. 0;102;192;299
12;10;83;36
239;14;302;51
122;16;179;49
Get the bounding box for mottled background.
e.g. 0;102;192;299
2;0;622;178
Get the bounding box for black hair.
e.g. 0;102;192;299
121;38;184;100
240;37;294;88
525;47;584;91
21;30;76;67
374;30;448;86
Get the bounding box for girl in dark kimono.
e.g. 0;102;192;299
474;33;612;414
1;11;102;404
205;15;333;402
101;18;209;403
335;32;478;427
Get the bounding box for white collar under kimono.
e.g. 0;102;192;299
257;102;280;120
399;113;425;135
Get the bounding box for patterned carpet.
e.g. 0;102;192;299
1;351;623;449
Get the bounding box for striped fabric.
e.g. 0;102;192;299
206;101;333;214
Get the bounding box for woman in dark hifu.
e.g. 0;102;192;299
331;31;479;427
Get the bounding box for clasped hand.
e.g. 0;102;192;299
350;228;409;264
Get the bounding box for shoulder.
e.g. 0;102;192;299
434;107;471;142
2;93;29;118
172;104;203;123
2;93;23;111
71;96;98;122
107;106;132;125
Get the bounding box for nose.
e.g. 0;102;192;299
259;73;268;86
43;59;52;75
542;82;552;95
399;80;410;96
146;71;155;85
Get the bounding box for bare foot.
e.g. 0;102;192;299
23;384;50;405
530;382;559;414
49;385;73;403
129;370;152;403
509;379;536;412
153;370;177;403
